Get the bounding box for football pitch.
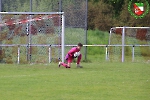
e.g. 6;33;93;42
0;62;150;100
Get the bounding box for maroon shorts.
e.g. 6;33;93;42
65;54;73;63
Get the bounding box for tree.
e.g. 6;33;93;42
88;0;114;31
88;0;150;31
103;0;125;16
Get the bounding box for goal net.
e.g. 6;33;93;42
108;27;150;62
0;12;64;64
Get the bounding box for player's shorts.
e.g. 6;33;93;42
65;54;73;63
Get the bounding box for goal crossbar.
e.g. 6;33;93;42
0;12;64;15
111;27;150;29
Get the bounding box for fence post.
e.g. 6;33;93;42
105;45;108;61
30;0;32;12
132;45;135;62
17;45;20;64
49;45;51;63
122;27;125;62
84;0;88;61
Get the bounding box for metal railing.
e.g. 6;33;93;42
0;44;150;64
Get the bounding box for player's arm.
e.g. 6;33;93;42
68;48;76;57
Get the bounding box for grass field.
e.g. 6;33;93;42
0;62;150;100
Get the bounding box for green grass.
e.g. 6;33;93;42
87;29;109;55
0;63;150;100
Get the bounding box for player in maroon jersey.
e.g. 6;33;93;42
58;43;83;68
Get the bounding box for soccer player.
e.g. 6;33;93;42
58;43;83;68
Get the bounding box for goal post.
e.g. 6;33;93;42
61;14;65;63
0;12;65;63
109;27;150;62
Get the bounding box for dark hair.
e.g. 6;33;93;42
78;43;83;47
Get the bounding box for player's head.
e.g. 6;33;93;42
77;43;83;50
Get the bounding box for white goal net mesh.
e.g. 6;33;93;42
0;12;63;63
109;27;150;62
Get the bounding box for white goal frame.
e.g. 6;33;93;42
0;12;65;63
109;27;150;62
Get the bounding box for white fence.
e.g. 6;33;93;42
0;44;150;64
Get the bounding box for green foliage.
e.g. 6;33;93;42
88;0;150;31
104;0;125;16
0;63;150;100
88;0;114;30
